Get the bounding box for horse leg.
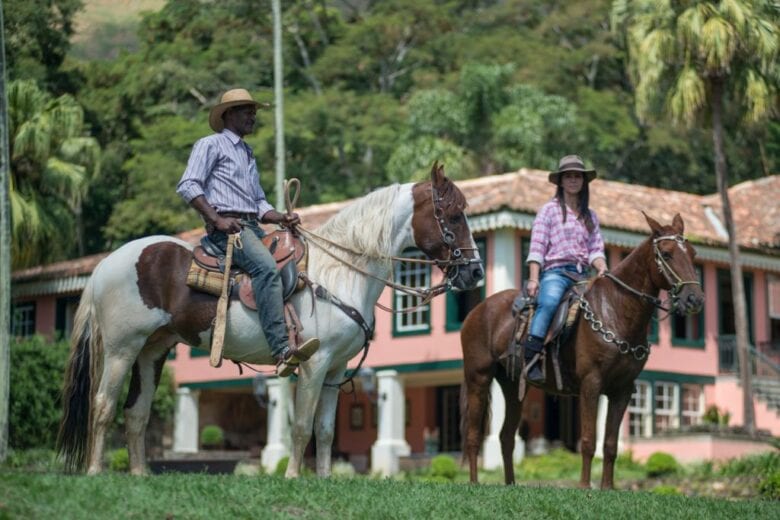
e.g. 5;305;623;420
497;373;524;485
124;344;171;475
600;390;632;490
87;353;137;475
462;368;493;484
285;354;330;478
577;373;602;489
313;363;346;477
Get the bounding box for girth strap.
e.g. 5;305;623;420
298;272;374;391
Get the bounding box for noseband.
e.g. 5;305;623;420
605;234;700;313
431;184;481;281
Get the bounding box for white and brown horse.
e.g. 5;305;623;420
58;163;484;476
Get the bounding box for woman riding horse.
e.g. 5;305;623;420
460;212;704;488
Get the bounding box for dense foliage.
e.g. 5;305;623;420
3;0;778;266
8;337;69;449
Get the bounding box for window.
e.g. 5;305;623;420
654;382;679;432
671;266;704;347
393;249;431;335
520;236;531;284
717;269;754;341
56;296;80;340
628;381;652;438
681;384;704;427
11;302;36;338
445;238;487;331
768;274;780;351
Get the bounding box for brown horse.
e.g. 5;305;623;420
460;213;704;488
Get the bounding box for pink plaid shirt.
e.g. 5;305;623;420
526;199;606;272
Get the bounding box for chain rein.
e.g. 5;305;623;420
578;296;650;360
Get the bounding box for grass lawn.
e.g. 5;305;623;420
1;470;778;520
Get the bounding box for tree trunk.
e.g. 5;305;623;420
0;0;12;462
711;78;755;434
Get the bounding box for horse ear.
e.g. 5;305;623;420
672;213;684;234
431;161;445;187
642;211;662;236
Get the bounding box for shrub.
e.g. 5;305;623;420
429;454;458;481
273;456;289;476
758;471;780;500
332;461;357;478
8;336;69;449
616;450;644;472
2;449;63;472
518;448;581;480
652;484;683;496
646;452;678;478
718;452;780;478
109;448;129;472
200;425;224;448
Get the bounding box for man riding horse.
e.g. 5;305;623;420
176;88;319;376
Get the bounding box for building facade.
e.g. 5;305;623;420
11;170;780;473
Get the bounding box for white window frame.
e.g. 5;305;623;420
12;302;36;338
628;380;652;438
681;384;705;427
393;250;431;334
654;381;680;432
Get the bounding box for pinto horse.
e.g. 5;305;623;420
58;163;484;476
460;213;704;488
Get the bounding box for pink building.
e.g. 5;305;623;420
11;170;780;472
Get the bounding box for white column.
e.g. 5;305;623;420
371;370;410;476
595;395;626;458
595;395;607;458
492;228;517;291
262;377;292;471
173;387;199;453
482;380;524;469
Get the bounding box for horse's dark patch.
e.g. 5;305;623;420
125;362;141;410
136;241;217;346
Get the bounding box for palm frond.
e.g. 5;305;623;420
700;15;737;72
743;69;775;123
668;67;706;126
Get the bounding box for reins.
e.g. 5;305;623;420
582;233;702;360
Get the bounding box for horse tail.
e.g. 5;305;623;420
57;275;104;472
459;381;491;465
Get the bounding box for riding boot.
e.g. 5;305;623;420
276;337;321;377
523;335;545;383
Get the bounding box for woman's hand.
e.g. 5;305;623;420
526;279;539;298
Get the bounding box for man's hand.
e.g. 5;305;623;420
263;210;300;227
214;215;242;234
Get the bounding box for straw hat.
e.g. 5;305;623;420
208;89;261;132
548;155;597;184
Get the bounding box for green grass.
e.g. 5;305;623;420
1;470;778;520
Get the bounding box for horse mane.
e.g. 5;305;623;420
311;184;403;286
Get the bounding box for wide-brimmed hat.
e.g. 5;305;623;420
209;89;262;132
548;154;597;184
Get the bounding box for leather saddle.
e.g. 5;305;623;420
505;277;590;389
187;229;307;309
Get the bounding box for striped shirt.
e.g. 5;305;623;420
177;129;275;218
526;199;606;272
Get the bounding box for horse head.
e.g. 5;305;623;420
643;212;705;315
411;162;484;291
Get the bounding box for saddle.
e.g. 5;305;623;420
504;276;591;392
186;229;308;308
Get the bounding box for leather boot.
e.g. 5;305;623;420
523;335;545;383
276;337;320;377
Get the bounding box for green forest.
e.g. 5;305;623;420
4;0;778;269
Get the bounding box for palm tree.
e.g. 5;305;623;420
8;79;100;269
612;0;779;433
0;0;12;463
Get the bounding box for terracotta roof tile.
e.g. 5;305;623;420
12;172;779;280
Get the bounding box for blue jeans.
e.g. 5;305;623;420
209;220;288;357
529;266;578;340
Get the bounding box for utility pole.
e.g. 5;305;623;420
272;0;285;210
0;0;13;462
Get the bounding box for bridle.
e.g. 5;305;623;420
431;183;482;282
295;181;482;311
605;234;700;314
580;233;702;361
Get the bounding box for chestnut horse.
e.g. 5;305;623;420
460;213;704;488
58;163;484;476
